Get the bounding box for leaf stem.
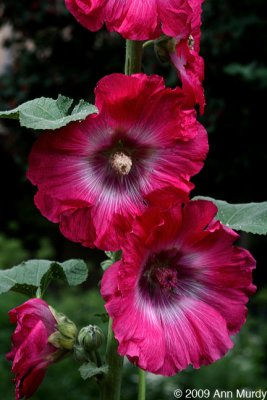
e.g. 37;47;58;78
100;318;123;400
138;368;146;400
143;40;154;49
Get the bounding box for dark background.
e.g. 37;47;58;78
0;1;266;399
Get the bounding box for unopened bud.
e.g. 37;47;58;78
154;35;176;63
78;325;104;352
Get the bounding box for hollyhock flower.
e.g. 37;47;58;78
155;0;205;112
170;0;205;112
7;299;77;399
65;0;193;40
101;200;256;376
170;40;205;113
27;73;208;251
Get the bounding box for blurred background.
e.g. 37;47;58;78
0;0;267;399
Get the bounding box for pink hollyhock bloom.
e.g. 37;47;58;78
101;200;256;376
27;74;208;251
65;0;193;40
6;299;58;400
169;0;205;113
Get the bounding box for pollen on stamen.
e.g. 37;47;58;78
110;151;133;175
188;34;195;50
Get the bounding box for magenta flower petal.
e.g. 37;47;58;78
17;361;48;400
65;0;193;40
101;200;256;375
169;0;205;112
65;0;106;32
27;73;208;251
104;0;160;40
157;0;192;38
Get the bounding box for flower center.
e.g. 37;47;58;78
152;266;178;290
140;249;181;296
109;151;132;175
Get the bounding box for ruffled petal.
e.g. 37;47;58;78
17;361;48;400
179;234;256;334
12;320;48;375
160;298;233;375
157;0;192;37
102;269;166;372
105;0;160;40
65;0;106;31
27;115;101;212
171;43;205;113
95;74;171;132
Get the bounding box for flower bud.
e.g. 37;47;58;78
48;307;78;350
78;325;104;352
7;298;71;399
154;35;176;63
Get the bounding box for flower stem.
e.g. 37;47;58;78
99;38;144;400
100;318;123;400
138;369;146;400
124;40;144;75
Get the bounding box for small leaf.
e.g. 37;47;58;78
194;196;267;235
0;259;88;297
79;361;108;380
0;95;98;130
101;250;122;271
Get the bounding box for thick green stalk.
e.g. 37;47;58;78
124;40;144;75
100;318;123;400
125;39;147;400
100;39;144;400
138;369;146;400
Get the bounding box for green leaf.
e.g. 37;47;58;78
0;95;98;130
79;361;108;380
100;250;122;271
194;196;267;235
0;109;20;119
0;259;88;297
